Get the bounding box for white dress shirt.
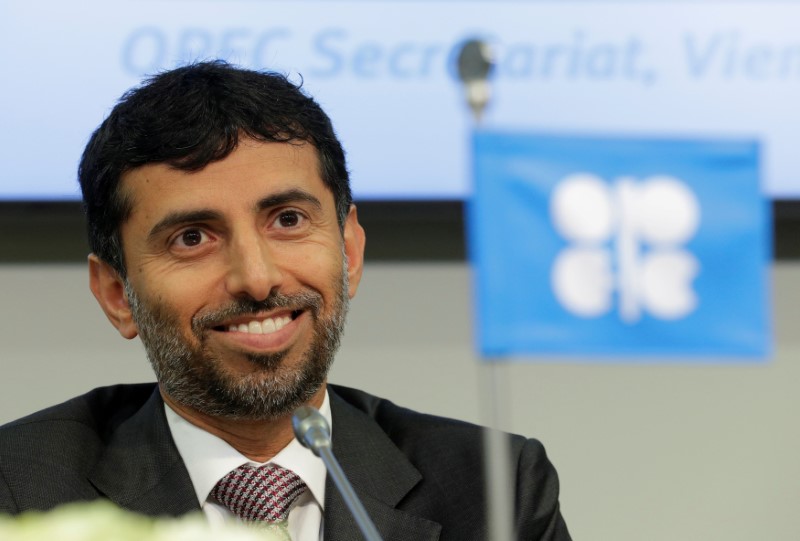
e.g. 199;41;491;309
164;392;331;541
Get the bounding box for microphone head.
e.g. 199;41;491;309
456;38;494;122
292;405;331;456
457;39;494;85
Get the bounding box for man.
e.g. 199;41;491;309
0;61;570;540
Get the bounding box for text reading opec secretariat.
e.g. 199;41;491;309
120;27;651;82
121;26;800;83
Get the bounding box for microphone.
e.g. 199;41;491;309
456;38;495;123
292;406;384;541
292;405;331;454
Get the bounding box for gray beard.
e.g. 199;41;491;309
124;269;348;421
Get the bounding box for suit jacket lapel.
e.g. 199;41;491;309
87;388;200;517
84;384;442;537
325;389;441;541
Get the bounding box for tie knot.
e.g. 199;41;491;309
212;463;308;523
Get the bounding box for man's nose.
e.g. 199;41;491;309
224;234;282;301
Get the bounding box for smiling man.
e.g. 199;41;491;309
0;61;570;540
99;140;359;459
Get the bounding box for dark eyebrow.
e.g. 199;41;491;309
148;210;223;241
146;190;322;241
256;189;322;212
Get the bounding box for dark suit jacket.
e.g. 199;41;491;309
0;383;570;540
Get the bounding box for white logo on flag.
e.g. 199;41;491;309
550;173;701;323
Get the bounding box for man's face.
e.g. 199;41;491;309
93;139;364;420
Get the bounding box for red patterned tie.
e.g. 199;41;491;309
212;463;308;524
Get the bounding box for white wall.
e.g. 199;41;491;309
1;262;799;540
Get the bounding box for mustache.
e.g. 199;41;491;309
191;290;323;333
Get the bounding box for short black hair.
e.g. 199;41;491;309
79;60;351;277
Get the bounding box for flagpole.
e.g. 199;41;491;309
457;39;515;541
481;361;515;541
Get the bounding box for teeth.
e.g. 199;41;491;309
227;316;292;335
273;316;291;330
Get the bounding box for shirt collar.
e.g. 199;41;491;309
164;390;331;510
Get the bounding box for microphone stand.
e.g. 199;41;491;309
292;406;383;541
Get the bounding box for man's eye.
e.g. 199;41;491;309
275;210;304;228
174;228;207;247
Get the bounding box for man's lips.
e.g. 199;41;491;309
206;309;308;354
212;309;304;336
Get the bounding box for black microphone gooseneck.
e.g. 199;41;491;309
292;405;384;541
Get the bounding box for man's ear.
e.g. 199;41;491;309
88;254;139;339
343;204;366;299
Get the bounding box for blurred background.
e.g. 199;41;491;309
2;1;800;539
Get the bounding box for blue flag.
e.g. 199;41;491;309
469;131;771;359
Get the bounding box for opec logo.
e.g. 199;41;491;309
551;173;700;324
471;132;770;358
